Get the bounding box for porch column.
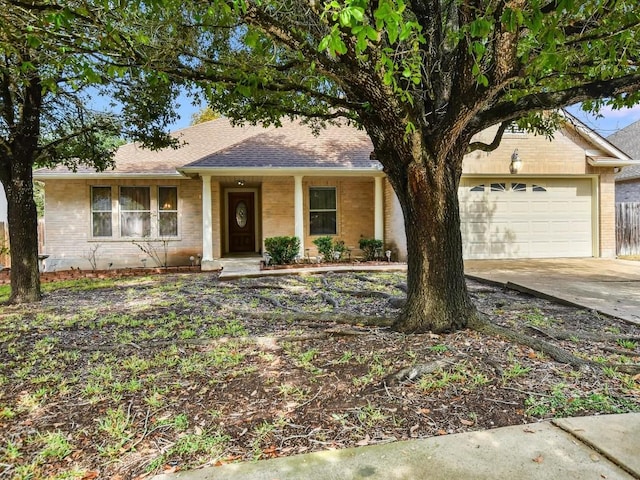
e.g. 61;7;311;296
374;176;384;241
294;175;304;257
200;174;215;270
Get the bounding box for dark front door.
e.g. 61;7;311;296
228;192;255;253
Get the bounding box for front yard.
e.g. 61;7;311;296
0;272;638;479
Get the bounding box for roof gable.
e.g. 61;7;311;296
608;120;640;181
35;118;379;178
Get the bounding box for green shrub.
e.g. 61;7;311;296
312;237;348;261
312;236;334;260
333;240;347;259
359;238;383;261
264;236;300;265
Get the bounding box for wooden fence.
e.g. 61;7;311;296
616;202;640;256
38;218;45;254
0;222;8;268
0;219;46;269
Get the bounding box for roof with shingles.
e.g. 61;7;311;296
608;121;640;181
35;118;379;177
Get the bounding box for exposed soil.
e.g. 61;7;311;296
0;271;638;479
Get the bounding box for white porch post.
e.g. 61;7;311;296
374;176;384;241
294;175;304;257
200;174;215;270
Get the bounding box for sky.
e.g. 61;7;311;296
566;104;640;138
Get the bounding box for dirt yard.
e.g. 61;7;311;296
0;271;638;479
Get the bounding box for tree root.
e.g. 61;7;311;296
527;326;640;343
383;356;464;386
252;294;302;313
470;315;640;375
319;292;339;308
471;315;591;369
265;311;394;328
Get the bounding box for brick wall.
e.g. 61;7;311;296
262;178;295;241
464;125;595;175
303;178;375;257
44;178;204;271
383;179;406;261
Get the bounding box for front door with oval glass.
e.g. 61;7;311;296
228;192;255;253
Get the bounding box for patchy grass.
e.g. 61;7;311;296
0;272;638;479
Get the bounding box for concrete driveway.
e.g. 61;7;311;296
464;258;640;325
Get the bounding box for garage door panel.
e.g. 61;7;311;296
460;178;593;259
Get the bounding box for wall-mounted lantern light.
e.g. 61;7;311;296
509;149;522;174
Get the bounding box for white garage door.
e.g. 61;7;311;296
459;178;593;259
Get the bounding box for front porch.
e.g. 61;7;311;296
196;173;386;271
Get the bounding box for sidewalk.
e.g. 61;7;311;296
153;413;640;480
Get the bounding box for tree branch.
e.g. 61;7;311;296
468;121;510;153
471;73;640;132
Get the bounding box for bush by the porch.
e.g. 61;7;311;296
312;236;347;261
264;236;300;265
359;238;383;261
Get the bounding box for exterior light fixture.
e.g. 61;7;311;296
509;149;522;174
237;180;245;186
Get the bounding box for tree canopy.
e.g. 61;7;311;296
132;0;640;332
0;0;181;302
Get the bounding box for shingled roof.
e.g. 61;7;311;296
35;117;379;178
608;121;640;181
183;119;377;170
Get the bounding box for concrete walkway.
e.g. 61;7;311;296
218;257;407;281
153;413;640;480
465;258;640;325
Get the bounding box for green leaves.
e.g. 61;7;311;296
469;18;492;38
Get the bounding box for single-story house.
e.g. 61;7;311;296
607;120;640;202
34;114;638;271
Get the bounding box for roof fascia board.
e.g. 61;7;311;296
560;110;635;162
33;172;185;180
587;157;640;167
177;167;386;177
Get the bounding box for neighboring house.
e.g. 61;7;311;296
34;114;638;271
607;120;640;202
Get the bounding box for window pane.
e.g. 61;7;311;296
310;188;336;210
121;212;151;237
92;187;111;211
470;184;485;192
511;183;526;192
159;212;178;236
490;183;506;192
310;212;336;235
91;187;112;237
159;187;177;211
92;212;112;237
120;187;150;211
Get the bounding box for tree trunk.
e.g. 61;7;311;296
390;147;478;333
3;163;41;304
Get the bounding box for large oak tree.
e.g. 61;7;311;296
0;1;180;303
143;0;640;333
